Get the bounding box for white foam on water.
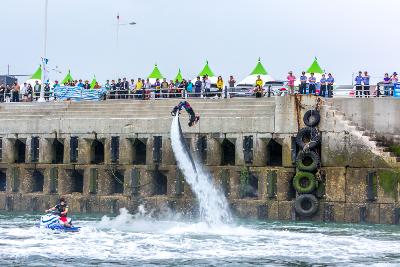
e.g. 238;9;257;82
1;211;400;266
170;114;231;225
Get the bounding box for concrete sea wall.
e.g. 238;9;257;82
0;96;399;224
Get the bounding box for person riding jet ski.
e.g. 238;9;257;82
171;101;200;127
45;197;72;227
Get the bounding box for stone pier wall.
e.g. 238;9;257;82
0;97;399;224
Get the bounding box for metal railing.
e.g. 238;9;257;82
0;84;398;103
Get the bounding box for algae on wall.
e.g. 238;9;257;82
377;169;400;199
389;145;400;157
239;167;250;198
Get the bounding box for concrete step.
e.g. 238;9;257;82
0;112;276;120
0;108;275;116
0;108;276;116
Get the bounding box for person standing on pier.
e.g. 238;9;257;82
354;71;363;97
299;71;307;94
319;74;327;97
390;72;398;96
194;76;202;97
129;79;135;98
11;81;20;102
0;84;5;102
21;83;28;102
255;75;263;88
308;73;316;95
287;71;296;95
382;73;390;96
161;78;169;98
216;76;224;98
203;75;211;98
154;78;161;98
77;79;84;87
228;75;236;88
120;78;129;99
363;71;370;97
34;80;41;100
327;73;335;98
83;80;91;90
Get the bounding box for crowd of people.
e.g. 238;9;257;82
102;75;227;99
0;71;398;102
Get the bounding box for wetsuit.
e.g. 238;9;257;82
171;101;198;126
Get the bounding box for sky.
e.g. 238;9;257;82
1;0;399;84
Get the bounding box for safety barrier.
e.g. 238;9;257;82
1;83;399;103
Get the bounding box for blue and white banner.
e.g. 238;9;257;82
54;86;107;101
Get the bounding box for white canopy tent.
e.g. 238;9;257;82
237;58;274;87
237;74;274;87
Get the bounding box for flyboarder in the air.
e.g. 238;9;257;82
171;101;200;127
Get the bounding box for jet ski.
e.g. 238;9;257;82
39;213;80;232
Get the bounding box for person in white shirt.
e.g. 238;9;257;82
129;79;136;98
202;75;211;98
20;82;28;102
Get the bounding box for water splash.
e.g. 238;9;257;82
170;114;231;225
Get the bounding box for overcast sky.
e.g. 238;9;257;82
1;0;399;83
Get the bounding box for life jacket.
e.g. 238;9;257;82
55;203;68;217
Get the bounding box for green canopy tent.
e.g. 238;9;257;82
250;57;268;75
237;58;274;86
148;64;164;82
24;65;43;86
62;70;74;85
306;57;324;74
198;60;215;77
90;75;97;88
174;68;183;82
293;57;326;86
191;60;217;84
30;65;42;80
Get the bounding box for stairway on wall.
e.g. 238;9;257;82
324;101;400;168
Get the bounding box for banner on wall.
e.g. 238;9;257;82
54;86;107;101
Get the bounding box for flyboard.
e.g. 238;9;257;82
38;213;81;232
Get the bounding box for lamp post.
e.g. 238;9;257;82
115;13;136;77
38;0;48;102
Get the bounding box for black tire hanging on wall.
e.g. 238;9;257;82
296;151;320;172
303;110;320;127
296;127;321;150
295;194;319;217
293;171;317;193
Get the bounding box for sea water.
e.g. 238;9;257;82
1;210;400;266
1;116;400;266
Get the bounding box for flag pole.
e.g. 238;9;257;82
115;13;120;78
38;0;48;102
